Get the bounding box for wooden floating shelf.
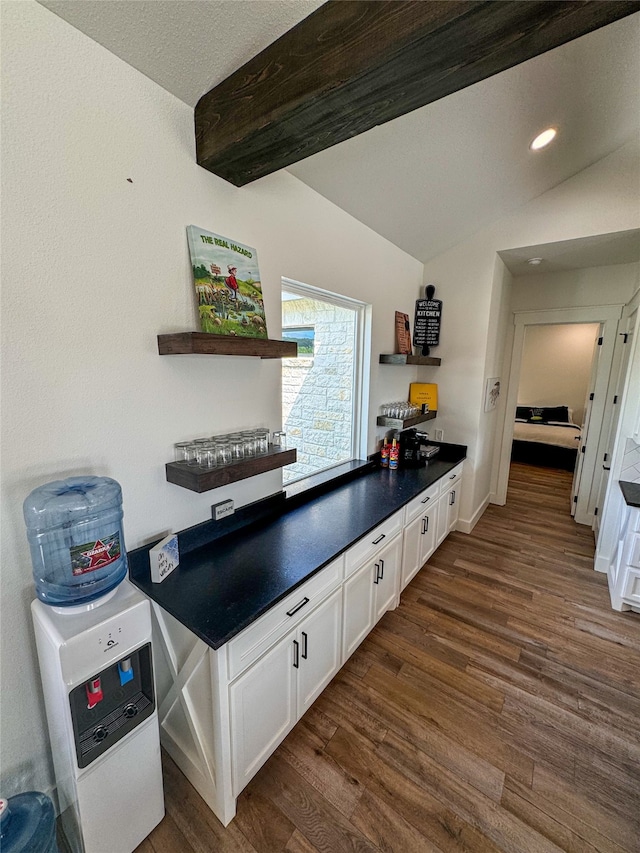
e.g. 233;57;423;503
379;354;441;366
376;411;437;429
166;447;297;493
158;332;297;359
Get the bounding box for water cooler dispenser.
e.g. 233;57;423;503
26;478;164;852
32;582;164;852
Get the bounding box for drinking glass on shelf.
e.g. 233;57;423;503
184;443;199;466
174;442;191;463
215;437;231;467
241;430;256;457
272;431;286;448
255;428;269;454
197;442;217;469
229;433;245;461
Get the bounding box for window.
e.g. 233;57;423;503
281;278;368;483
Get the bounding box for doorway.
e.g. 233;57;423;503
511;322;600;514
495;305;623;526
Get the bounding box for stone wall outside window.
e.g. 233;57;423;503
282;297;356;482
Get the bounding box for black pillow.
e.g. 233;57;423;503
515;406;532;420
541;406;569;423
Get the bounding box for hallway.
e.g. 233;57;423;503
138;463;640;852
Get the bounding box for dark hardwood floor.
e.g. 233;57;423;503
137;463;640;852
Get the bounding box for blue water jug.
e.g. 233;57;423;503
0;791;59;852
24;477;128;607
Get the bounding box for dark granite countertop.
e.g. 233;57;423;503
620;480;640;508
129;445;465;650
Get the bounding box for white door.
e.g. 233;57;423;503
446;485;461;534
401;513;423;589
594;309;636;539
342;560;375;659
436;490;449;547
297;587;342;715
230;629;296;795
571;326;602;515
372;537;401;622
401;504;437;589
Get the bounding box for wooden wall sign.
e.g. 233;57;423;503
413;285;442;357
395;311;412;354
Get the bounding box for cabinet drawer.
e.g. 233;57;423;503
439;463;463;496
623;532;640;569
404;482;440;526
344;511;402;578
622;567;640;605
227;556;343;680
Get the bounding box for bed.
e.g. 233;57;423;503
510;405;581;471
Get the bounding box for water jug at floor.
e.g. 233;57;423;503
0;791;60;852
24;476;128;607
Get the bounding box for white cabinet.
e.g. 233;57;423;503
343;533;402;658
402;500;438;589
230;586;342;794
436;463;463;547
610;505;640;611
229;623;296;794
149;461;464;829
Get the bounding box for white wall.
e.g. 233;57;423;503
511;263;638;312
0;2;424;798
420;143;640;524
518;323;600;425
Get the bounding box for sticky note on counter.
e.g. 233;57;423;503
150;534;179;583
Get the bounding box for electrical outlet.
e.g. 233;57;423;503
434;428;444;441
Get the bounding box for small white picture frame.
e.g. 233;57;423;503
484;377;501;412
150;534;179;583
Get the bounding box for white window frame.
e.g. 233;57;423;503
281;277;370;478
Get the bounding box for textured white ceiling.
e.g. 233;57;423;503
38;2;640;265
39;0;326;106
288;14;640;263
499;230;640;277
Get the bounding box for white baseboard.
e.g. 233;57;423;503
457;493;491;534
594;553;609;574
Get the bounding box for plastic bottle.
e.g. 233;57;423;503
380;439;389;468
389;437;399;470
0;792;59;852
23;477;128;607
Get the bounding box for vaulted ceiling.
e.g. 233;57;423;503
39;1;640;264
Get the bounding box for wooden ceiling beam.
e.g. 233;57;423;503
195;0;638;187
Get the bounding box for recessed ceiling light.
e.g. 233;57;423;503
527;258;543;265
530;128;557;151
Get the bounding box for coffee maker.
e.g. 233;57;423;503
399;428;430;467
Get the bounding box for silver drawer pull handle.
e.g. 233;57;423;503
286;597;310;617
421;496;430;503
372;533;386;545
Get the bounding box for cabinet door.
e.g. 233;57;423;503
230;630;296;795
402;503;438;590
342;560;375;660
297;588;343;716
419;503;438;567
446;485;460;534
436;491;449;547
401;514;422;589
373;536;401;623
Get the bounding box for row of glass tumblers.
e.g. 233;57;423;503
174;430;286;468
